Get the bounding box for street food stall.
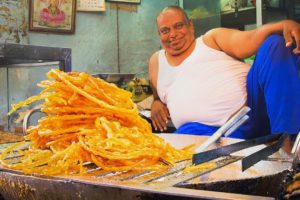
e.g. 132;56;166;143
0;69;299;200
1;1;300;200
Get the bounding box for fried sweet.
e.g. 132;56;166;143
0;69;192;175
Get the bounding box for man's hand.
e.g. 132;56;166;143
151;100;170;132
282;20;300;54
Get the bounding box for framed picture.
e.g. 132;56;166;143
29;0;76;34
106;0;140;4
77;0;106;12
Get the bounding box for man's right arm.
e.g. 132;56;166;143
203;20;300;60
148;52;170;132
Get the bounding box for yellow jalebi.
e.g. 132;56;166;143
0;69;193;175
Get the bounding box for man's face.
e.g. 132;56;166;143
157;9;195;56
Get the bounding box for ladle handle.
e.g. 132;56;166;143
22;108;41;136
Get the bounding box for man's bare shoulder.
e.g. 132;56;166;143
150;51;159;60
202;28;223;51
149;51;159;68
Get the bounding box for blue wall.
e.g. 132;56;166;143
28;0;178;74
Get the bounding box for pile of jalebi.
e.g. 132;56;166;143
0;69;193;175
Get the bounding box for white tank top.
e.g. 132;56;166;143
157;36;250;128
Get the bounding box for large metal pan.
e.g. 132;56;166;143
0;134;293;200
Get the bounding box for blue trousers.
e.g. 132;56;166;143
175;35;300;139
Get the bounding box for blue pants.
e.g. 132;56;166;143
175;35;300;139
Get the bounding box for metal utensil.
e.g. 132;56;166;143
192;133;289;171
292;132;300;169
241;133;288;171
292;132;300;154
22;107;42;136
194;106;250;153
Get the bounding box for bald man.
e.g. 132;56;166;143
149;6;300;139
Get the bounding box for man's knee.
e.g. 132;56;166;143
249;33;299;93
265;34;285;44
255;34;297;71
259;34;286;54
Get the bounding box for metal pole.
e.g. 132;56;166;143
256;0;263;27
178;0;183;8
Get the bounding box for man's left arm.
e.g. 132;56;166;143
204;20;300;59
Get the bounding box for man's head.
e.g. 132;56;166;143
156;6;195;56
